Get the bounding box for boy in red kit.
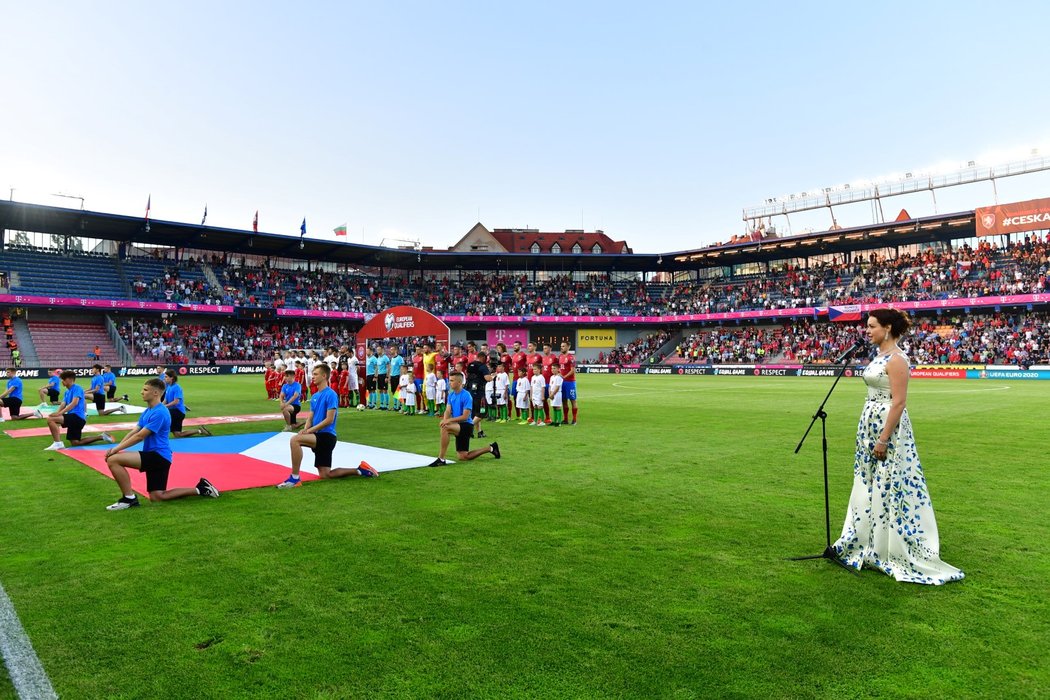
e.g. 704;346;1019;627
559;341;578;425
294;360;308;401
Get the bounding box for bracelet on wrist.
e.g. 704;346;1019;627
875;439;889;446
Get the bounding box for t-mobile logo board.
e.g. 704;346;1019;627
486;328;529;348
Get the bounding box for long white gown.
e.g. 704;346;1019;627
832;352;965;585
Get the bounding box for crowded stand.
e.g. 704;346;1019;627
2;235;1047;316
603;331;672;365
118;320;357;364
672;311;1048;366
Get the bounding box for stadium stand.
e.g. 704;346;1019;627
1;248;125;299
119;320;357;365
28;320;122;367
2;227;1048;367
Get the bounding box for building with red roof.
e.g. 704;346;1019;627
450;223;632;255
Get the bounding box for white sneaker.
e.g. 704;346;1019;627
106;496;140;511
119;406;128;414
101;433;115;444
0;416;6;422
33;410;43;419
44;441;64;451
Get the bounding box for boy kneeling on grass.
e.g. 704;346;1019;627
103;378;219;511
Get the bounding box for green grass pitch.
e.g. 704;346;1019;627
0;374;1047;698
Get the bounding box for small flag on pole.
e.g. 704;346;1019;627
253;211;258;233
201;205;208;226
145;195;151;222
333;224;347;237
300;218;307;238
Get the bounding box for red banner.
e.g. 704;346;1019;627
975;197;1050;237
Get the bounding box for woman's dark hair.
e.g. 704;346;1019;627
868;308;912;338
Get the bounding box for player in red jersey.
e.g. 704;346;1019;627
434;344;449;377
294;361;308;401
559;341;578;425
497;343;512;375
541;344;558;423
449;344;464;370
265;362;281;400
412;344;426;412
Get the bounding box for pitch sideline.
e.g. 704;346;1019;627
0;580;58;700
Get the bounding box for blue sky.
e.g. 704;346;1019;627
3;1;1050;252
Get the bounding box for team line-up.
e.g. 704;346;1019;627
0;340;581;511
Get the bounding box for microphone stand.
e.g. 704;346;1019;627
789;343;862;573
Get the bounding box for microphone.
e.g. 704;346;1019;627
835;341;866;364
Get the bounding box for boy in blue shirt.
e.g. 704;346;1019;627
103;378;219;511
277;363;378;488
279;369;305;432
101;364;130;403
163;370;212;438
1;367;36;421
37;368;62;405
42;371;115;450
428;371;500;467
88;364;126;417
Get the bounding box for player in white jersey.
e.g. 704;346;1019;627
484;376;497;420
530;363;546;427
424;371;437;416
403;369;418;415
548;373;564;426
515;374;530;424
494;363;510;423
347;352;360;406
397;367;411;414
434;370;447;416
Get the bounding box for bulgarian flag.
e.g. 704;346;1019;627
333;224;348;237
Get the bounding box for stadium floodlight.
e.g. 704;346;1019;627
744;151;1050;225
51;192;85;210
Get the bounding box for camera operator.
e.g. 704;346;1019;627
464;342;497;438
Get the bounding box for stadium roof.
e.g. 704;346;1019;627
0;200;976;273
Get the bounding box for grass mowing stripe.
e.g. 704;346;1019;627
0;581;57;700
0;373;1047;697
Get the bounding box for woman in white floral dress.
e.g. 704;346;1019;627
833;308;964;585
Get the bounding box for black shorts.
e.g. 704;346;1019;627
286;404;300;423
377;375;388;391
94;393;106;412
170;408;186;433
455;421;474;452
64;414;86;441
140;450;173;492
107;386;116;399
47;387;59;402
366;376;376;392
311;432;337;469
471;393;484;418
1;397;21;415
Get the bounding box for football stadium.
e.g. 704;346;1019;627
3;6;1050;700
